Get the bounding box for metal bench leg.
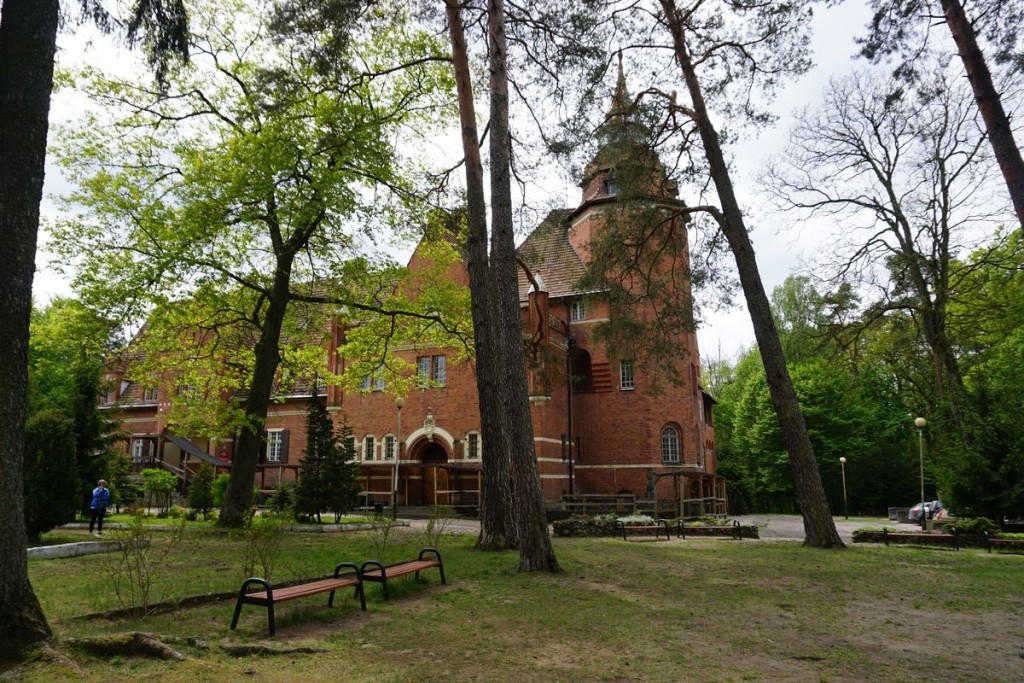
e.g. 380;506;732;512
268;604;276;637
230;597;245;630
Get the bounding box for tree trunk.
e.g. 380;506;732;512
661;0;843;548
940;0;1024;229
443;0;517;550
220;258;294;527
487;0;561;571
0;0;58;660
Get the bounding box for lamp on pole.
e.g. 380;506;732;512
914;416;927;529
393;397;404;520
839;457;848;519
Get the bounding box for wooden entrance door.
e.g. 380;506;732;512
421;443;449;506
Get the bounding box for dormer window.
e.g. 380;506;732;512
604;171;619;196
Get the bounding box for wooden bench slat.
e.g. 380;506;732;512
360;548;446;600
246;577;361;603
231;562;365;636
361;560;439;579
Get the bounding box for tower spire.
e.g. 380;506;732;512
607;51;630;123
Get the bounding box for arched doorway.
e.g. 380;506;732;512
420;442;449;506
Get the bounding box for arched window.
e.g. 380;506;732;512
661;426;680;464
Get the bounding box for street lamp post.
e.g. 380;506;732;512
839;456;848;519
393;397;404;520
915;416;927;529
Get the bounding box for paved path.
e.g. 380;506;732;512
406;514;900;544
732;514;904;543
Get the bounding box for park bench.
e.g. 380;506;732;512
882;527;960;550
230;562;365;636
360;548;446;600
677;519;743;540
983;531;1024;553
613;519;672;541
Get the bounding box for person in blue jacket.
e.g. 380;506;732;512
90;479;111;536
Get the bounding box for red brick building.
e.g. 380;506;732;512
106;64;724;516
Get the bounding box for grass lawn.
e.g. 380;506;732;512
18;524;1024;682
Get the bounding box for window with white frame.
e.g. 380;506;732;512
359;369;385;392
266;431;284;462
432;355;447;385
619;360;634;390
314;375;328;395
417;355;447;387
142;386;159;402
661;426;681;464
466;432;480;460
131;439;146;464
383;434;396;461
363;435;376;461
570;301;586;322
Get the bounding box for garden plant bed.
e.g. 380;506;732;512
679;520;759;539
853;527;961;550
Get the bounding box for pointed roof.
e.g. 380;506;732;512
607;52;631;125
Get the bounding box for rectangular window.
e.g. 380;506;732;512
619;360;634;390
266;431;284;463
383;435;396;461
177;382;198;399
360;370;385;392
131;439;146;464
417;355;447;387
432;355;447;386
417;356;431;386
467;433;480;460
363;435;375;461
570;301;586;322
142;386;159;402
314;376;328;394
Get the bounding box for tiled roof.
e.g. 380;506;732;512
516;209;590;301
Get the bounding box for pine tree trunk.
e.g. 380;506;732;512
661;0;843;548
940;0;1024;229
0;0;58;659
487;0;561;571
444;0;516;550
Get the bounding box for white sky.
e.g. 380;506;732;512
34;1;875;363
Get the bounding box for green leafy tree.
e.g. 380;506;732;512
0;0;188;657
28;298;122;513
50;0;457;528
23;409;80;542
141;468;177;513
188;464;216;519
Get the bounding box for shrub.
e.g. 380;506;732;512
267;482;295;516
952;517;1000;534
211;473;230;507
188;463;216;519
23;408;80;541
101;512;188;617
241;512;287;581
140;468;178;512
